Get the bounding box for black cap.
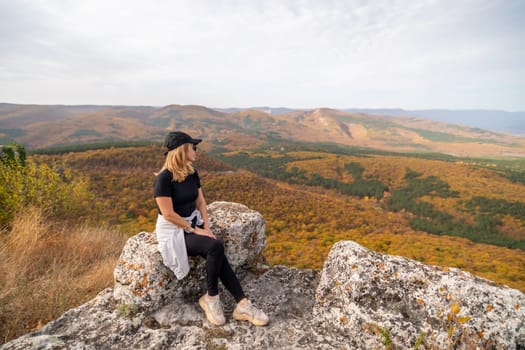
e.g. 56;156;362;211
164;131;202;154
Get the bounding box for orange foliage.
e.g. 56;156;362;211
33;146;525;292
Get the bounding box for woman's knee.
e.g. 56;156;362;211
208;239;224;255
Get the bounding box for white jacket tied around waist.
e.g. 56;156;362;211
155;209;204;280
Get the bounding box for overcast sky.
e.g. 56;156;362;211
1;0;524;110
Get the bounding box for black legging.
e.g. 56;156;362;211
184;231;246;302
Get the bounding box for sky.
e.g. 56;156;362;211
1;0;524;110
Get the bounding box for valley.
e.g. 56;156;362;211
33;142;525;291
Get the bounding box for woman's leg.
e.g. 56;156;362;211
217;253;246;302
184;233;246;301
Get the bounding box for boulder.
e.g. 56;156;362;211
207;201;266;270
313;240;525;349
113;201;266;313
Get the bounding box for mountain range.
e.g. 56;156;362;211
1;102;524;158
217;107;525;136
342;108;525;136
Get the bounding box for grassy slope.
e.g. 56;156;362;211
0;208;127;344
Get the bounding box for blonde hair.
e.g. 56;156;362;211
159;143;195;182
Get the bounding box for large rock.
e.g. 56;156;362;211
207;201;266;269
313;240;525;349
113;201;266;313
0;267;322;350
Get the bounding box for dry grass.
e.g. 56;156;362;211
0;207;128;345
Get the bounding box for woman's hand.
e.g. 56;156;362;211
194;227;216;239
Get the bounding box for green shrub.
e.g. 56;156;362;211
0;144;93;226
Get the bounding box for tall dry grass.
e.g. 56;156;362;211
0;207;128;345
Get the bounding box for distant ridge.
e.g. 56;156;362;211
2;102;523;136
341;108;525;136
1;102;525;157
213;106;525;136
213;106;303;115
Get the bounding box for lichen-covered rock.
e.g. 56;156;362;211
112;231;207;313
1;267;323;350
313;240;525;349
113;201;266;313
207;201;266;271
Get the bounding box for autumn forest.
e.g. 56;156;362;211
32;141;525;289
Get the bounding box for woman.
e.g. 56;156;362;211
154;131;269;327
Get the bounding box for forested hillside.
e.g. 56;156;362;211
3;103;525;158
33;143;525;291
212;144;525;249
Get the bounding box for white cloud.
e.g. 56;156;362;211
0;0;524;109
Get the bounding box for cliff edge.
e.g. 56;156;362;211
2;202;524;349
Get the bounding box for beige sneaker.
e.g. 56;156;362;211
199;294;225;326
233;300;269;326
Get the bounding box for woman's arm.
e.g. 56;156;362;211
196;188;210;229
156;197;194;230
155;194;216;239
195;188;216;239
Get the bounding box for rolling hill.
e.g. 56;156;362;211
1;103;525;158
211;106;525;135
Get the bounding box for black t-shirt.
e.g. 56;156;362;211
153;169;201;217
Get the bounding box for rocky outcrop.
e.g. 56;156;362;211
1;267;321;350
314;241;525;349
2;202;524;350
113;201;266;313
